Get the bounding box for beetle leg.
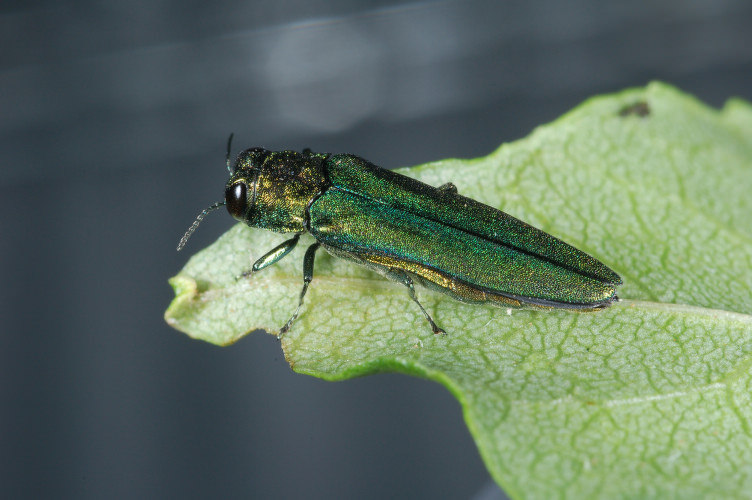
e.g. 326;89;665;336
391;270;446;335
237;234;301;279
437;182;458;195
278;242;321;338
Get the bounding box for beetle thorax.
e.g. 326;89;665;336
232;150;328;233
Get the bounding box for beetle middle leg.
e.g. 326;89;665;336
388;269;446;335
278;242;321;338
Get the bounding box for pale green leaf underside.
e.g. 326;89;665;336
166;82;752;499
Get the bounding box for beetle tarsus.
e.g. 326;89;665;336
236;269;253;281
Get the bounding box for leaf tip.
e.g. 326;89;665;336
164;275;200;325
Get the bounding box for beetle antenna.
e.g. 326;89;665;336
226;133;234;173
177;201;226;251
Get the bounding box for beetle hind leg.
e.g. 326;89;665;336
438;182;458;195
389;270;446;335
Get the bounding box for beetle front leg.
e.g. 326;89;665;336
237;234;301;279
278;242;321;338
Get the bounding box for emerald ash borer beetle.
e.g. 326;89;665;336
178;135;622;336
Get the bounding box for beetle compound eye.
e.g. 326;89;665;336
226;182;247;219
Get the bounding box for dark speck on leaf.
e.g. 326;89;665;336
619;101;651;117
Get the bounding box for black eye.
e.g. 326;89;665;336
226;182;247;219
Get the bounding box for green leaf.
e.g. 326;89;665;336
165;82;752;499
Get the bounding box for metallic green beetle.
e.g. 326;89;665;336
179;136;622;336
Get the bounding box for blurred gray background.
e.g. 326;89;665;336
2;0;751;498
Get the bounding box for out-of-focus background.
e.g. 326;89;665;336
2;1;751;498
